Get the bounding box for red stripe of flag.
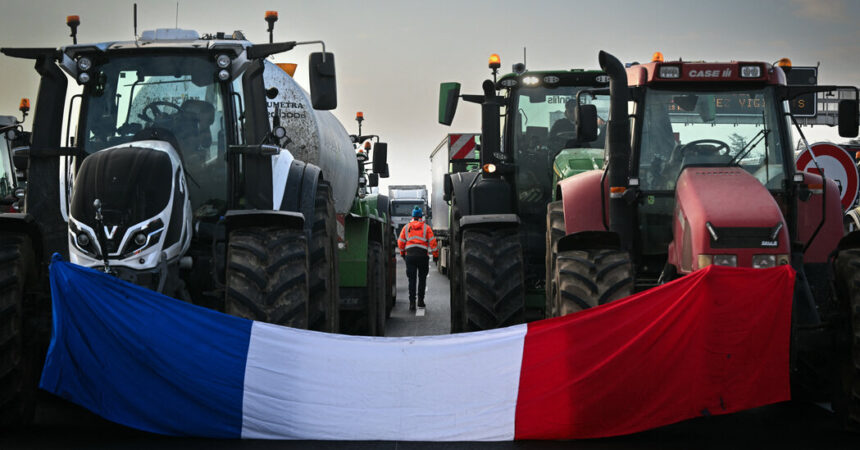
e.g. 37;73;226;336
514;265;794;440
451;135;476;160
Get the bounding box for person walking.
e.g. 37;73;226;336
397;207;438;310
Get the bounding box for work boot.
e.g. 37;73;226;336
409;300;416;311
417;298;425;308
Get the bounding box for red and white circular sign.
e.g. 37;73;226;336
796;142;859;210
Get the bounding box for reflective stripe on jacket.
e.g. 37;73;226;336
398;219;438;257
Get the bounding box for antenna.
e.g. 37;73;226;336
133;3;138;40
523;47;527;68
175;2;179;28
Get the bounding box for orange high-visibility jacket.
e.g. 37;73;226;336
398;219;439;258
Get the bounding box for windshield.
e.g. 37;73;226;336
80;54;230;217
512;85;610;214
637;87;786;191
391;201;423;216
0;136;14;198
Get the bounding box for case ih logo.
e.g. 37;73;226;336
688;68;732;78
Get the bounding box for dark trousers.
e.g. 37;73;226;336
405;253;429;301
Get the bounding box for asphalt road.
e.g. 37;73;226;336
2;258;859;448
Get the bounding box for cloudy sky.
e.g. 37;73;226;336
0;0;858;192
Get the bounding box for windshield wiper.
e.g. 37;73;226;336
728;127;770;166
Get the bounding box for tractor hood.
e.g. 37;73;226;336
672;166;789;272
68;140;191;271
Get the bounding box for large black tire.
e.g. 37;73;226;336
0;233;37;427
449;203;464;333
834;248;860;431
370;241;386;337
385;227;396;319
225;227;309;328
545;201;565;318
554;248;633;316
308;182;340;333
461;227;526;331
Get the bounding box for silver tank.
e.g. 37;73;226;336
263;61;357;214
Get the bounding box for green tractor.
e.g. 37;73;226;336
438;53;609;332
338;112;394;336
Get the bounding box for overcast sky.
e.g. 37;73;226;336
1;0;858;192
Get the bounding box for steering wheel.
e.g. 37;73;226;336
139;101;181;123
678;139;731;156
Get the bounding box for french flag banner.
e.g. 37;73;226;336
41;255;794;441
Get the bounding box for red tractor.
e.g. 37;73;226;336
547;51;860;428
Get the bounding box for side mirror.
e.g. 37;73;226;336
438;82;461;125
12;146;29;172
372;142;388;174
368;173;379;187
443;173;453;202
575;104;598;143
381;163;390;178
309;52;337;110
839;99;859;138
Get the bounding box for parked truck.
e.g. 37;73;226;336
388;184;428;236
429;133;480;275
0;12;349;424
547;50;860;429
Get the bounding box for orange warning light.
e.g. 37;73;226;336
265;11;278;21
19;98;30;112
66;15;80;26
776;57;792;69
652;52;664;63
363;141;372;150
356;111;364;120
276;63;297;77
488;54;501;70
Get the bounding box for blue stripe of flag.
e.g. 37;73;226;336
41;255;251;438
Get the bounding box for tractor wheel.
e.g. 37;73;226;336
385;229;396;319
371;242;386;337
555;248;633;316
225;227;309;328
308;182;340;333
545;201;565;318
449;203;465;333
834;248;860;431
461;227;525;331
0;233;37;426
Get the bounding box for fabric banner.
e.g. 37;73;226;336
42;255;794;440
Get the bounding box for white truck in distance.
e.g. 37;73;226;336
388;185;428;236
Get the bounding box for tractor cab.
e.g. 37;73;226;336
497;69;610;214
626;60;797;279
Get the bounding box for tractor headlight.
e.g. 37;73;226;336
698;254;737;268
752;254;790;268
77;56;92;71
216;54;231;69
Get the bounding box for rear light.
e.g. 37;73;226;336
659;66;680;79
740;65;762;78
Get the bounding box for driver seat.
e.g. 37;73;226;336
177;100;216;150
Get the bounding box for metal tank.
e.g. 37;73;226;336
263;61;357;214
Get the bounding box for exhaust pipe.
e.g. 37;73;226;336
598;50;635;252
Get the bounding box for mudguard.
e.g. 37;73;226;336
559;170;608;234
450;171;479;217
557;230;620;253
797;173;842;263
0;213;43;264
280;159;321;239
459;214;518;229
223;210;304;235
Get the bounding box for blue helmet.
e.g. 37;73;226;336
412;207;423;218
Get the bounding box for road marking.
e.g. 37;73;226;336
416;307;426;317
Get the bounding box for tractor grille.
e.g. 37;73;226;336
709;226;779;249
